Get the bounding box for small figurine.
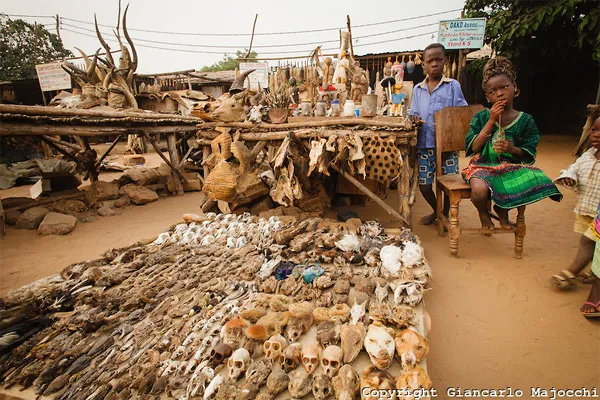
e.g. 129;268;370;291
391;82;406;117
333;51;350;84
384;57;393;78
351;69;369;104
323;57;334;87
391;56;404;83
289;77;300;104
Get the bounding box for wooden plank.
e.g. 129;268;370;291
434;105;484;155
0;123;198;137
197;129;415;142
197;116;414;130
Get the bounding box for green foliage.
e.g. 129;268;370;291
465;0;600;61
0;14;73;81
200;49;258;72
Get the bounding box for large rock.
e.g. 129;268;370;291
16;206;49;229
114;195;131;208
49;199;87;216
5;210;21;225
38;212;77;235
97;205;116;217
86;181;120;202
119;184;158;205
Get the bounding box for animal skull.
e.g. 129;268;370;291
364;323;395;370
245;359;272;386
227;348;250;380
266;368;289;395
396;364;432;393
301;344;320;374
332;364;360;400
221;318;250;349
394;329;429;367
263;334;288;364
203;375;223;400
209;343;232;368
312;373;334;400
340;323;366;363
321;345;343;378
316;321;340;348
280;342;302;372
360;365;396;400
288;369;312;398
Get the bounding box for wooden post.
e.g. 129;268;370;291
81;137;98;183
167;133;184;195
202;146;211;180
347;15;354;59
41;141;53;159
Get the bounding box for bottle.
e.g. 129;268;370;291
343;99;355;117
354;103;362;117
301;101;312;116
331;100;341;117
315;100;326;117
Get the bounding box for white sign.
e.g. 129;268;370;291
239;62;269;89
438;18;486;49
35;62;72;92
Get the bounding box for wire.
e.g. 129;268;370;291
60;8;460;37
61;21;439;50
1;13;55;19
61;27;436;56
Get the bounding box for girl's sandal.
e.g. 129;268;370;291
549;270;577;290
577;271;597;284
581;301;600;318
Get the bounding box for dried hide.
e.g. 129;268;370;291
362;134;401;186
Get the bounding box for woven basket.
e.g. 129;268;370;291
211;132;232;160
108;91;126;109
203;160;238;201
82;85;97;98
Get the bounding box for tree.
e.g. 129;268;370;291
200;49;258;72
0;14;73;81
465;0;599;61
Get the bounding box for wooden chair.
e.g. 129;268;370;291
434;105;526;258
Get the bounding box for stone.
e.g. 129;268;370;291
49;199;87;216
123;155;146;166
119;184;158;205
5;210;21;225
86;181;120;203
16;207;49;230
114;196;131;208
250;197;274;215
38;212;77;235
98;200;116;209
97;206;116;217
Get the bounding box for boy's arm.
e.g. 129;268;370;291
452;80;468;106
409;87;420;116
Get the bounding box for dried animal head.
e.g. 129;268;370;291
286;302;313;342
221;318;250;349
301;344;320;374
332;364;360;400
368;302;392;324
313;307;330;323
260;276;278;293
288;369;312;398
256;312;287;337
316;291;333;308
209;343;232;368
266;367;290;395
212;92;248;122
364;322;395;370
394;329;429;367
203;374;224;400
269;294;291;312
321;345;343;378
374;281;389;303
360;365;396;400
352;276;375;294
330;303;351;324
316;320;340;348
263;334;288;364
333;279;351;294
227;348;250;380
313;274;335;289
340;323;366;363
350;300;367;325
389;305;415;329
396;364;432;393
239;307;267;323
245;358;272;386
312;373;334;400
280;342;302;372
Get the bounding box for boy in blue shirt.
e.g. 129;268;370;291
410;43;468;225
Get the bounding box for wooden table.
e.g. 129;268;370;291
196;116;419;227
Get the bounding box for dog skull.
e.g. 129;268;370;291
263;334;287;364
301;344;320;374
227;348;250;380
364;323;395;370
280;342;302;372
394;328;429;367
321;345;343;378
312;373;334;400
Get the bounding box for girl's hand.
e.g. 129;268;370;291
555;177;576;187
489;100;506;123
492;138;511;153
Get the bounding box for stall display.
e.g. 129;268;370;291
0;213;433;399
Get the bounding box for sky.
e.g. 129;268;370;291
1;0;466;74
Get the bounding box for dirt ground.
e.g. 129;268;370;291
0;134;598;395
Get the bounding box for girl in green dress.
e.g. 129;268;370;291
462;57;562;232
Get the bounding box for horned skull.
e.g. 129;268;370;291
321;345;343;378
301;344;320;374
227;348;250;380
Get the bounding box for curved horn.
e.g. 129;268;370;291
123;4;138;73
229;69;255;94
94;14;115;67
74;47;91;68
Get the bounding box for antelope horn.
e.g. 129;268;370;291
88;49;101;83
229;69;255;94
123;4;138;73
94;14;115;67
74;47;91;69
61;64;86;87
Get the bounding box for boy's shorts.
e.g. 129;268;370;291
417;148;459;185
574;214;597;241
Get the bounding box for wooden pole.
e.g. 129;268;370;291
166;132;184;195
141;131;187;183
39;136;83;169
95;134;124;168
41;135;81;151
202;146;210;180
347;15;354;59
197;117;413;130
0;123;198;137
244;14;259;59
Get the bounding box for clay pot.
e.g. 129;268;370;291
269;108;289;124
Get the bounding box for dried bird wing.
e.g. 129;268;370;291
308;138;327;176
270;166;294;207
272;136;290;169
348;134;365;161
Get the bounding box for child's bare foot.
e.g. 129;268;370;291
478;211;495;236
419;213;437;225
493;204;511;229
581;279;600;317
